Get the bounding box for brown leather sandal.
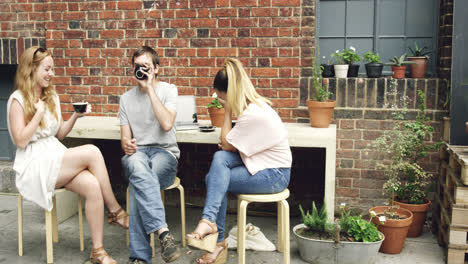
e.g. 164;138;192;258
107;208;129;230
90;247;117;264
196;240;228;264
186;219;219;252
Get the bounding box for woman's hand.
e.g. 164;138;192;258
77;104;92;117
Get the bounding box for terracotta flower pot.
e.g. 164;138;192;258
393;199;431;237
306;100;336;128
407;57;428;78
369;206;413;254
208;107;224;127
392;66;406;79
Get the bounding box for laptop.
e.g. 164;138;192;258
175;95;199;131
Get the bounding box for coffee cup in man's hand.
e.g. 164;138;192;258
135;64;149;80
72;102;88;113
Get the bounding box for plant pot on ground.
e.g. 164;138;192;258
385;53;415;79
362;51;383;78
294;202;384;264
369;206;413;254
407;43;431;78
373;89;442;241
207;93;224;127
307;54;336;128
392;199;431;237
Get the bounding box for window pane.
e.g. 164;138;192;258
0;131;10;160
347;0;374;36
347;38;374;73
378;38;405;65
319;38;345;63
406;0;434;36
319;0;346;36
379;0;405;36
0;101;6;127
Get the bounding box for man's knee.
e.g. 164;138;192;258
122;152;149;175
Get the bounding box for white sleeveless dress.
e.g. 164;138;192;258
7;90;67;211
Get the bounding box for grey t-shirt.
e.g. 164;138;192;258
119;81;180;159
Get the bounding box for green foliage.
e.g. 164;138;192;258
339;206;382;243
408;43;431;58
362;51;382;64
385;53;415;66
207;97;223;109
299;202;335;237
331;47;360;65
310;50;333;102
374;88;442;204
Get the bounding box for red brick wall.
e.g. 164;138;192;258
437;0;453;79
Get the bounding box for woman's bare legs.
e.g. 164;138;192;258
56;144;123;215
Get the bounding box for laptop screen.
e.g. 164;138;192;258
175;95;198;129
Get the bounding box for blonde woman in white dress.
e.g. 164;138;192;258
7;46;128;264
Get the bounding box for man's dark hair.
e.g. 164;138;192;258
132;46;160;68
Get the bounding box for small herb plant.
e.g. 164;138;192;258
339;205;383;243
310;53;333;102
207;92;223;109
362;51;382;64
408;43;431;58
299;202;336;240
385;53;415;67
331;47;360;65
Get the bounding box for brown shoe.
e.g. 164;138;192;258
108;208;129;229
196;240;228;264
186;219;219;252
90;247;116;264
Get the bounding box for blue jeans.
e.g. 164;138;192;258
122;147;178;263
202;151;290;243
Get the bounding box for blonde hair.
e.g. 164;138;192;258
213;58;271;116
14;46;57;128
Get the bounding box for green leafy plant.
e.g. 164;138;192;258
408;43;431;58
299;202;336;239
339;205;383;243
331;47;360;65
385;53;416;67
207;92;223;109
310;52;333;102
362;51;382;64
374;87;442;205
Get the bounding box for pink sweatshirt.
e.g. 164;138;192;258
226;101;292;175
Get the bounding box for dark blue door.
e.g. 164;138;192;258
0;65;16;160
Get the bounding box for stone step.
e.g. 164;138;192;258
0;161;16;193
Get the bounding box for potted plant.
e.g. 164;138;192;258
207;92;224;127
293;202;384;264
385;53;415;79
342;46;360;77
321;55;334;78
306;56;336;128
330;49;349;78
372;89;441;247
407;43;431;78
362;51;383;78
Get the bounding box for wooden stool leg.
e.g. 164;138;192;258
238;200;249;264
18;194;23;256
126;187;129;247
150;232;155;257
277;201;284;252
281;200;290;264
52;196;58;243
45;210;54;264
78;195;84;251
161;191;165;205
178;184;186;247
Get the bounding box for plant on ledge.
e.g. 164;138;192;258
362;51;383;78
330;49;349;78
372;89;441;238
207;92;224;127
306;53;336;128
385;53;415;79
407;43;431;78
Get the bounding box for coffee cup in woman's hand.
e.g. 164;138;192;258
73;102;88;113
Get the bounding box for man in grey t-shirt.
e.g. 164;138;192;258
119;46;181;264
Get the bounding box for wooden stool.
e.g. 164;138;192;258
126;177;186;257
18;188;84;264
237;189;290;264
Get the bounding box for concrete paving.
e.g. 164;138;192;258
0;194;448;264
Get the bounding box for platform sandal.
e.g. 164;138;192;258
186;219;219;252
90;247;117;264
108;207;129;230
196;240;228;264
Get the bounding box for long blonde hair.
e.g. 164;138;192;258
14;46;57;128
213;58;271;116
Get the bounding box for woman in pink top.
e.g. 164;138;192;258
186;58;292;264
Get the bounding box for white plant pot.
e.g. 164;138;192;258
334;64;349;78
